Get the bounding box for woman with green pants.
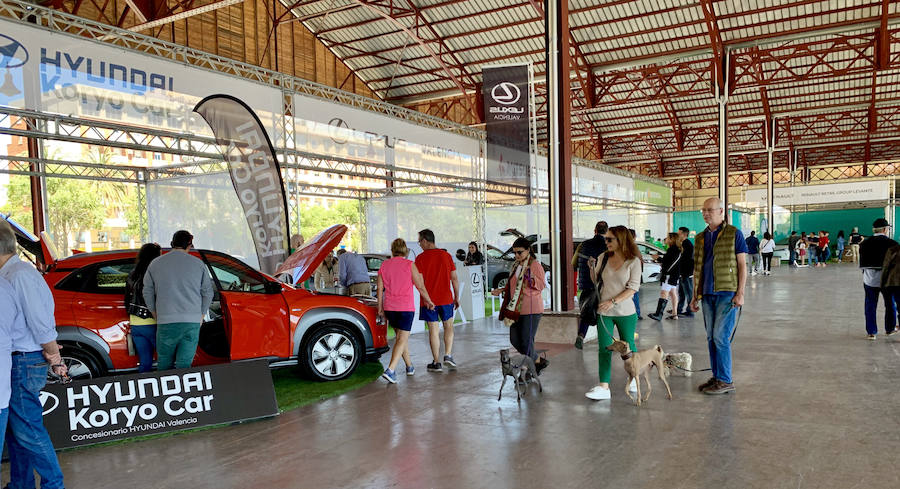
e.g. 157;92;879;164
585;225;642;401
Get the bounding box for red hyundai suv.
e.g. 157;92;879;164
3;216;387;382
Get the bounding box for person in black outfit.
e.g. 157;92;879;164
125;242;162;373
573;221;608;349
788;231;801;267
676;227;695;317
859;218;899;339
649;232;682;321
464;241;484;266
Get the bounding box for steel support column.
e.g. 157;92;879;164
766;118;776;233
26;129;46;235
546;0;574;312
717;99;728;214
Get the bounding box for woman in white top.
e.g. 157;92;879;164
584;225;643;401
759;231;776;275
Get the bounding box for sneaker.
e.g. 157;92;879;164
867;334;877;341
698;377;717;392
427;362;442;372
703;380;735;395
629;378;637;392
637;315;644;320
443;355;458;370
381;369;397;384
574;336;584;350
585;385;611;400
887;328;898;336
678;311;695;318
751;271;758;276
535;357;549;376
406;365;415;376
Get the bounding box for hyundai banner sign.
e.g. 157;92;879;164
40;360;278;449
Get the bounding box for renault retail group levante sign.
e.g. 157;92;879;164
40;360;278;449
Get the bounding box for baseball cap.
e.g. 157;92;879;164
873;218;891;228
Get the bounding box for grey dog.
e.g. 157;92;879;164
498;349;542;402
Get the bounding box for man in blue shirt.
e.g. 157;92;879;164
338;249;372;296
690;198;748;395
745;230;760;275
0;219;67;489
0;275;19;460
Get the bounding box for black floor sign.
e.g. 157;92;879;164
40;360;278;449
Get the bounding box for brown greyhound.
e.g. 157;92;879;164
606;338;673;406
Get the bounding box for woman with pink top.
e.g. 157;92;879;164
377;238;435;384
490;237;548;374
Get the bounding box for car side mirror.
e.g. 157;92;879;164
264;281;283;294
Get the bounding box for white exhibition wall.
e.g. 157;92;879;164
366;191;476;257
147;173;259;269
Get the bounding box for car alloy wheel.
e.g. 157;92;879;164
303;324;362;381
48;347;103;384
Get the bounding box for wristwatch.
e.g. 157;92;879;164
611;298;617;305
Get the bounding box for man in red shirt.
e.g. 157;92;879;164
415;229;460;372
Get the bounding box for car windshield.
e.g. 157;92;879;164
201;252;268;293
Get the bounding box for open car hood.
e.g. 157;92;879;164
275;224;346;283
0;213;57;268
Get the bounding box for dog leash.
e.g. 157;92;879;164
669;303;742;373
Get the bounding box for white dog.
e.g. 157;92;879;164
663;352;693;377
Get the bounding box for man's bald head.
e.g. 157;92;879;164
701;197;725;228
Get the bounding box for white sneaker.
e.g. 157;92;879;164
629;378;637;392
585;385;611;400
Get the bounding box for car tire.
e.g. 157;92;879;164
492;273;509;290
50;345;105;384
300;323;362;381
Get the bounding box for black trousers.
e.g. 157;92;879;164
510;313;542;360
761;252;774;271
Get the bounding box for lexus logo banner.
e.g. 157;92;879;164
40;360;278;449
483;64;531;186
194;94;291;276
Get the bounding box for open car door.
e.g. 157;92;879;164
200;251;290;361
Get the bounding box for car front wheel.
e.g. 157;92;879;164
48;346;104;384
301;324;362;381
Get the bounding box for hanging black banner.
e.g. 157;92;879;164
483;64;531;187
39;360;278;449
194;95;290;276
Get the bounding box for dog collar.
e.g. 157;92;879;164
621;352;633;360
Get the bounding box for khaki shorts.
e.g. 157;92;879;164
349;282;372;296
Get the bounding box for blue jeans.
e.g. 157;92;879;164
789;249;797;265
131;324;157;373
677;276;694;314
632;290;641;317
0;407;8;455
863;284;896;335
701;294;739;384
808;249;818;265
5;352;65;489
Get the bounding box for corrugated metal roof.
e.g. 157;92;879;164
271;0;900;175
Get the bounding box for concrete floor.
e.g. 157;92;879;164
6;264;900;488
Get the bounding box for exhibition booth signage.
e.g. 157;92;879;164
744;181;890;206
40;360;278;449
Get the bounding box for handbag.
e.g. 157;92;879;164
580;253;609;326
498;295;520;322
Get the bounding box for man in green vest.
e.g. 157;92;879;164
690;197;748;395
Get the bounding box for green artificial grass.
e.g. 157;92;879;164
271;362;384;412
